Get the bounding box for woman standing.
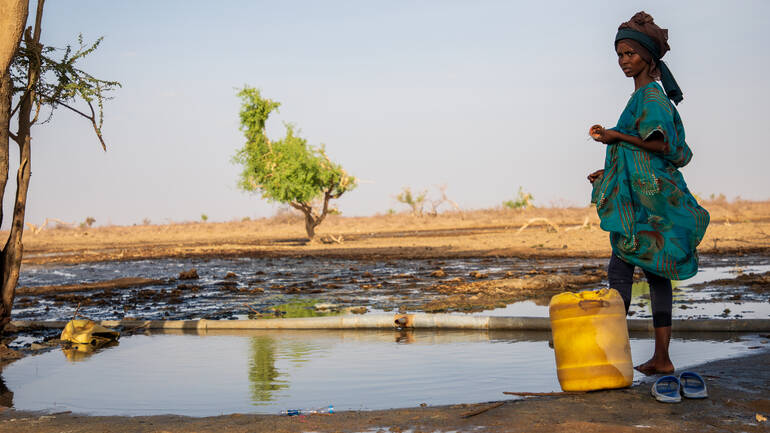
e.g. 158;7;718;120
587;12;709;375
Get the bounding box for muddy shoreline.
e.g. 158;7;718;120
11;253;770;326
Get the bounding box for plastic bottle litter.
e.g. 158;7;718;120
281;405;334;416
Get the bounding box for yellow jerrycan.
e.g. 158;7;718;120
61;319;120;346
549;288;633;391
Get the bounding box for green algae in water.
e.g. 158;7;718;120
249;299;345;319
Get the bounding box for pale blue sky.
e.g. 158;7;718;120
8;0;769;226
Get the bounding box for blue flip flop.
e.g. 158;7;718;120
679;372;708;399
651;375;682;403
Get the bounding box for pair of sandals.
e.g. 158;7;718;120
651;372;708;403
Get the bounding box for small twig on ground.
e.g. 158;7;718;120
26;217;77;234
564;216;592;232
121;322;150;334
516;218;560;234
460;401;504;418
503;391;586;397
71;302;92;322
242;303;261;315
320;234;344;244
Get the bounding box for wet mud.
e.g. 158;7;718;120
16;277;166;295
421;269;604;313
11;258;611;326
14;257;770;323
691;270;770;293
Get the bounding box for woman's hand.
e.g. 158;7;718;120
591;126;668;153
589;125;618;144
587;169;604;184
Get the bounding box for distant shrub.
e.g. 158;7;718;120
709;193;727;204
503;187;535;210
201;213;208;222
79;216;96;229
396;184;461;217
396;187;427;216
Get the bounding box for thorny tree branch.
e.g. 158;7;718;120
35;91;106;150
9;34;118;152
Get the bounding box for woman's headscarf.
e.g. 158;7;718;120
615;11;683;104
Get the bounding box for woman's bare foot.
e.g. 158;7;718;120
634;358;675;376
635;326;675;375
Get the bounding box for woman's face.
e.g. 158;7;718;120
616;41;649;78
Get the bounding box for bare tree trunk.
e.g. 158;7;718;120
0;0;29;232
290;202;317;241
0;0;28;75
303;214;316;240
294;188;337;241
0;0;41;331
0;75;12;230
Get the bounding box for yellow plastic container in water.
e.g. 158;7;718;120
60;319;119;346
549;288;633;391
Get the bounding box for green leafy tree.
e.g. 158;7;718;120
233;86;356;240
0;0;119;330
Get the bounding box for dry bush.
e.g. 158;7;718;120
267;206;304;225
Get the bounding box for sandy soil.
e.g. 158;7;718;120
2;201;769;432
15;200;770;266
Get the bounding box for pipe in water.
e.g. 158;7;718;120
11;314;770;332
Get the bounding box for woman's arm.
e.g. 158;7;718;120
590;125;668;153
587;169;604;183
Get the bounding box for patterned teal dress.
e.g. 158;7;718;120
591;82;709;280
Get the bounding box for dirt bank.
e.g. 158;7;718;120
0;347;767;432
14;201;770;266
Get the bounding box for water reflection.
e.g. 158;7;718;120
248;336;288;403
395;330;415;344
61;341;119;363
248;335;330;404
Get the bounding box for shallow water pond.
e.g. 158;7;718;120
2;329;765;416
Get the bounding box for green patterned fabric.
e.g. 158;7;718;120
591;82;709;280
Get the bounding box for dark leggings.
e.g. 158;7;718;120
608;253;672;328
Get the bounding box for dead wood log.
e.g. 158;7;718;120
516;218;560;234
503;391;586;397
460;401;504;418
